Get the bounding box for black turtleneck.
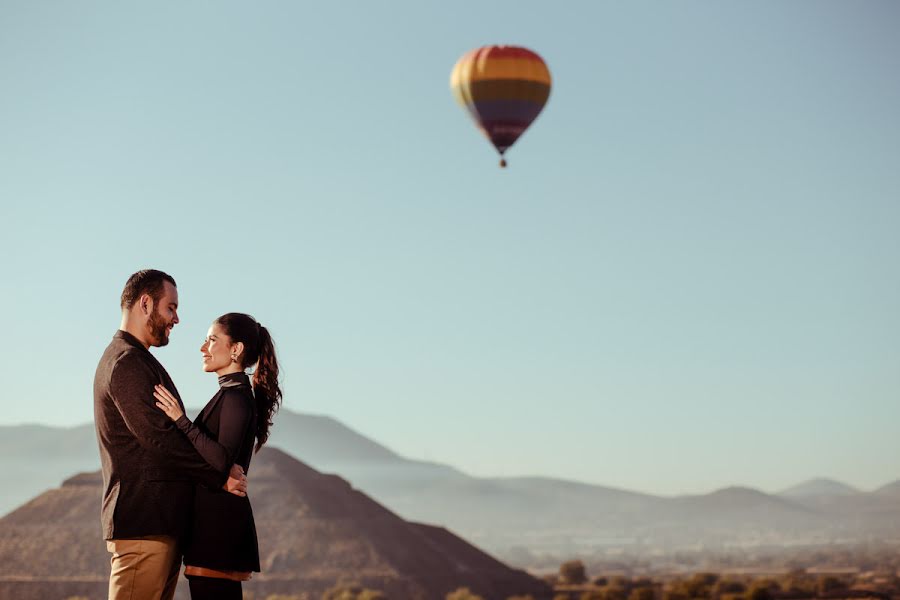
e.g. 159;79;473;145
175;371;255;476
218;371;251;390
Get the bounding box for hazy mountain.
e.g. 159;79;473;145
267;410;470;486
674;486;814;514
874;480;900;496
0;423;97;514
0;411;468;516
270;411;401;462
2;413;899;558
779;478;860;498
0;447;550;600
0;423;97;458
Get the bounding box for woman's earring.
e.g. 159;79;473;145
231;354;237;363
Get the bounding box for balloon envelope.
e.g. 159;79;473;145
450;45;551;165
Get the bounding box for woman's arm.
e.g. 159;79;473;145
155;385;253;476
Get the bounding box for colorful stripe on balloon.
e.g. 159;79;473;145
451;46;551;156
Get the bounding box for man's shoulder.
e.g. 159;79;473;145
100;333;142;361
95;341;156;405
109;347;156;380
97;337;143;378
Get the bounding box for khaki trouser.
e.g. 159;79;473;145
107;535;180;600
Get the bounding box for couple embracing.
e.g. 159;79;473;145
93;269;282;599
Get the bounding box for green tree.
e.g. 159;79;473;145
560;560;588;585
663;587;688;600
322;584;387;600
781;571;815;597
683;573;717;599
818;576;847;596
447;587;485;600
747;583;771;600
604;586;629;600
610;577;633;592
714;580;746;596
629;587;655;600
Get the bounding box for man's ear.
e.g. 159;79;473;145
139;293;154;316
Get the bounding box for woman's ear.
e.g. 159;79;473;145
232;341;245;361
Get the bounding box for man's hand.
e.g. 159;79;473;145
224;464;247;497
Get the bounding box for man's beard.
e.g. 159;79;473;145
148;308;171;347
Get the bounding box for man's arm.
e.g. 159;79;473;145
109;351;228;489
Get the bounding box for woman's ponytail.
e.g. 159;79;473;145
251;325;281;452
214;313;283;452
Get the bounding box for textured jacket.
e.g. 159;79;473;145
93;330;227;540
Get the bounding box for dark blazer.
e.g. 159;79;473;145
93;330;227;541
175;371;260;572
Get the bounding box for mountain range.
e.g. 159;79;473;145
2;411;899;557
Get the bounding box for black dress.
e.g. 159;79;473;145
174;372;260;573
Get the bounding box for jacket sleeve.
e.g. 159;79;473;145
109;351;227;488
174;391;253;475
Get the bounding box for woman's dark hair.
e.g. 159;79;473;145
215;313;282;452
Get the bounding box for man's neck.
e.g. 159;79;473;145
119;315;152;349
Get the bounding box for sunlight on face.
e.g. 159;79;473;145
199;323;235;373
148;281;179;347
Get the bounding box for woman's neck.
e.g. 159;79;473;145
215;364;243;377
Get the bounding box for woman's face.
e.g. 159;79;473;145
200;323;237;373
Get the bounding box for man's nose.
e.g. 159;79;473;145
173;311;180;324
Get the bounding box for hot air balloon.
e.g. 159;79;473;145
450;45;551;167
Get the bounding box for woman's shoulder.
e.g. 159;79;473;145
218;387;255;414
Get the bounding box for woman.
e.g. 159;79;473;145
154;312;281;600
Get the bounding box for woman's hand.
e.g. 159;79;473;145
154;384;185;421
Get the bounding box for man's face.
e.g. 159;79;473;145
147;281;179;347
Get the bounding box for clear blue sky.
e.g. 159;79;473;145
1;1;898;495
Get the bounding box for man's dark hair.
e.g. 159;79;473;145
120;269;177;310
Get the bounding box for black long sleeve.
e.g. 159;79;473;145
175;390;253;476
108;350;226;488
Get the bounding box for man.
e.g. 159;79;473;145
94;269;247;600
